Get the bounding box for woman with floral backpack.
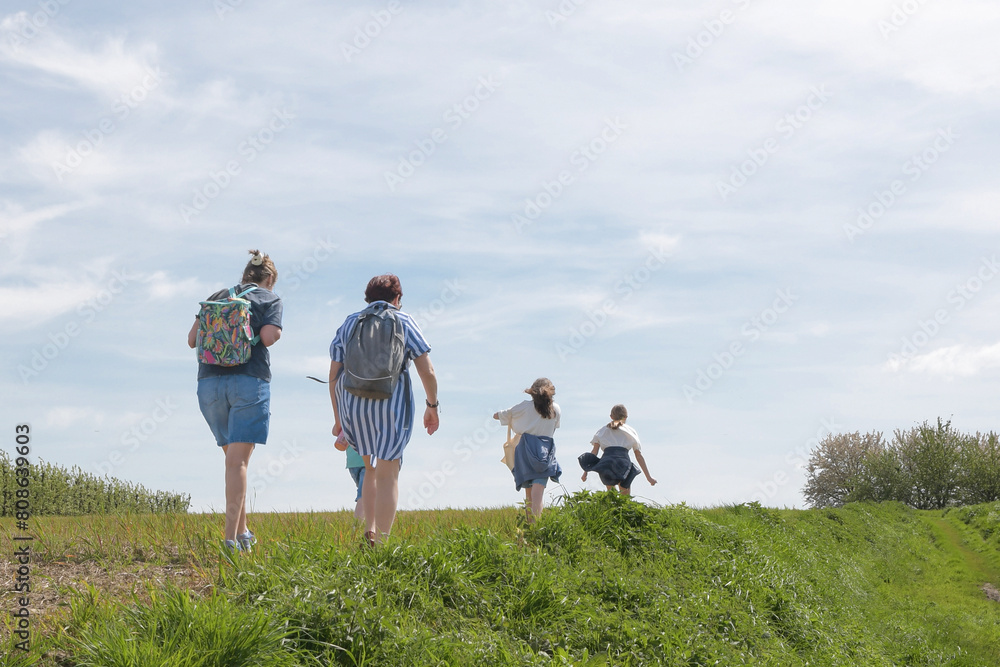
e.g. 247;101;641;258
187;250;283;553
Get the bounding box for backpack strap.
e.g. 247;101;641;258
229;286;261;346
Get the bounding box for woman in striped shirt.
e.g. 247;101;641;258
328;274;439;546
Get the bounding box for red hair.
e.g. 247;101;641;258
365;274;402;304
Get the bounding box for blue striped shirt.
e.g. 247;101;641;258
329;303;431;461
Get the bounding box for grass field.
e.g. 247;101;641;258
3;493;1000;666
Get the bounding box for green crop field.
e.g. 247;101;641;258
3;493;1000;666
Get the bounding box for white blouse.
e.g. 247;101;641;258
496;400;560;437
591;424;641;452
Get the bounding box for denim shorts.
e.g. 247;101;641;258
197;375;271;446
348;466;365;502
523;477;548;488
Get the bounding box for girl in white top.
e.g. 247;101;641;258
581;404;657;495
494;378;561;523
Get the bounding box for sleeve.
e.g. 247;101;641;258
329;317;352;362
402;315;431;361
262;296;283;329
591;427;603;446
495;407;513;427
629;426;641;452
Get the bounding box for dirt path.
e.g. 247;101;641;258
923;515;1000;604
0;558;212;629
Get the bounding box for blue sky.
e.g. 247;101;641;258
2;0;999;513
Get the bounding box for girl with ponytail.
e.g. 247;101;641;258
579;404;657;495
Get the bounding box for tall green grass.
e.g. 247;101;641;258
5;494;1000;666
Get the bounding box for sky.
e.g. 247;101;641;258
2;0;999;514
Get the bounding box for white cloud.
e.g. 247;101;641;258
0;16;161;97
45;406;104;430
887;342;1000;376
273;354;336;378
0;198;94;238
144;271;205;300
638;231;682;255
0;283;100;331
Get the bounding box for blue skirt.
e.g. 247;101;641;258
579;446;640;489
512;433;562;492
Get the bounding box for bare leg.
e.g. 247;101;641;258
529;484;545;521
373;458;401;542
237;502;248;535
620;486;631;496
524;487;534;524
606;485;615;492
222;443;254;542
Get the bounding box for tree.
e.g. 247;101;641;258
850;447;911;505
958;431;1000;505
803;431;884;508
895;419;963;510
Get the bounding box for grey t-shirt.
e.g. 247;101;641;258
197;283;283;382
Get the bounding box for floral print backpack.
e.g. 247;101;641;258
196;286;259;366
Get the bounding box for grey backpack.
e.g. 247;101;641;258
342;302;406;399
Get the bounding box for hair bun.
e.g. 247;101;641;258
249;249;264;266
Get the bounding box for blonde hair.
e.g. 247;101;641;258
608;404;628;430
524;377;556;419
242;249;278;285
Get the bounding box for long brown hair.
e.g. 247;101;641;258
524;378;556;419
